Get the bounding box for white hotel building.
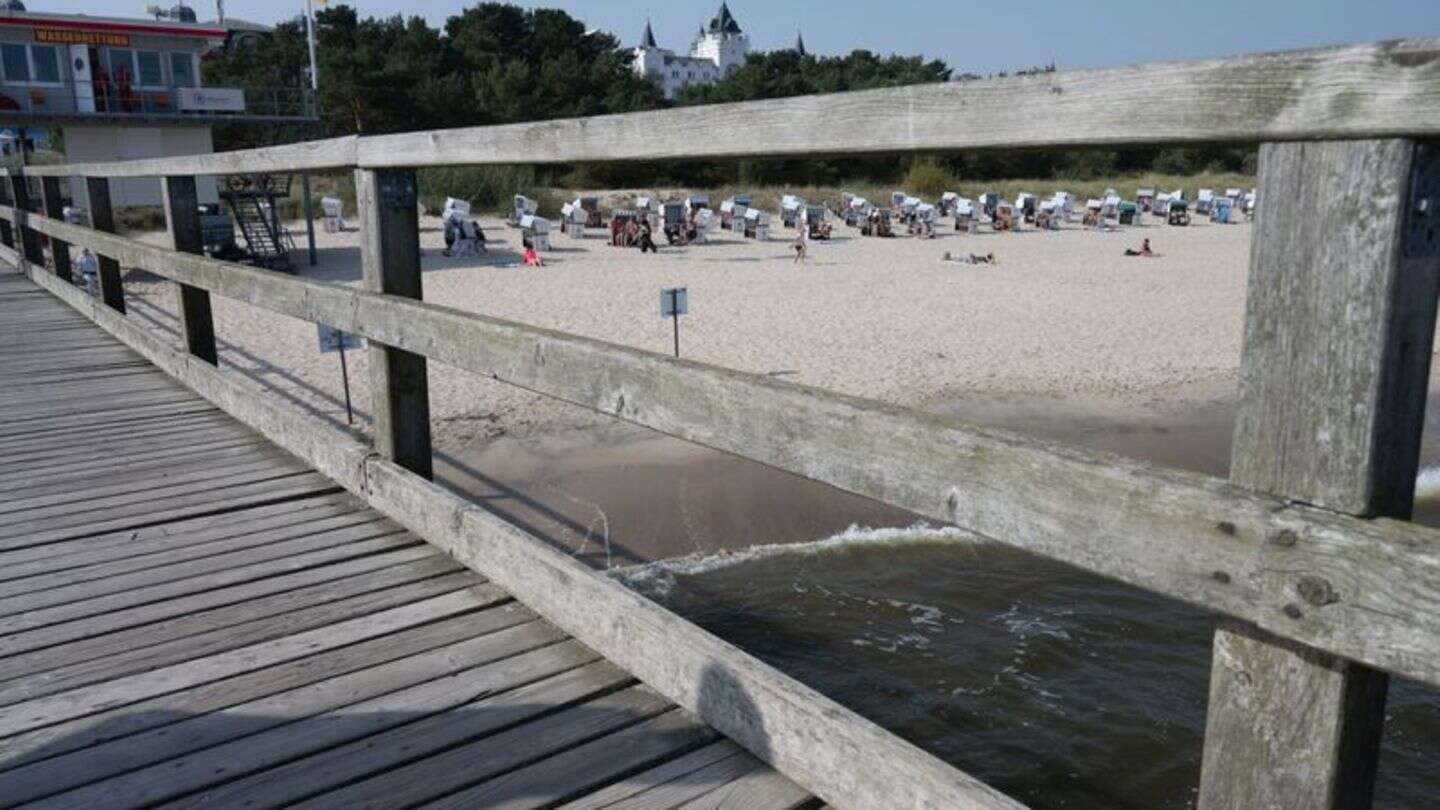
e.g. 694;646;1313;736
632;3;750;100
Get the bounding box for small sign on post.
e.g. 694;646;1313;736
661;286;687;358
316;323;362;424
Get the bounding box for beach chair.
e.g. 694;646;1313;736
1101;195;1121;221
693;208;717;243
663;202;688;244
1015;193;1038;223
909;204;938;238
804;204;831;239
993;203;1015;232
1136;189;1156;213
580;197;603;228
509;195;538;227
320;196;345;233
1195;189;1215;216
520;214;551;251
560;200;588;237
1167;198;1191;226
890;191;908;211
977;192;1001;221
1211;198;1233;224
1050;192;1075;222
861;208;893;237
744;209;770;240
1118;201;1139;225
687;195;710;213
939;192;960;217
780;195;805;228
1037;200;1061;231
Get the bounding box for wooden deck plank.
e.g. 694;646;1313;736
290;683;673;810
558;741;753;809
0;535;426;642
0;607;520;768
1;449;303;510
0;491;359;572
0;506;384;593
156;649;617;810
0;472;342;549
0;563;472;695
0;616;560;805
0;586;507;738
421;709;719;810
0;520;410;617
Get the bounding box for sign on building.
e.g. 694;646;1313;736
177;87;246;113
34;29;130;46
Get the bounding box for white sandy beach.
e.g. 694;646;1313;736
124;209;1254;448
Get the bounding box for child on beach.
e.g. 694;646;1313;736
793;226;808;264
522;245;543;267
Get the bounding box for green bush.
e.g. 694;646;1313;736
902;158;961;198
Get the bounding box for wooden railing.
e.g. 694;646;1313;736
3;37;1439;810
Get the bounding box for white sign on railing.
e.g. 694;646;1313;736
177;87;246;113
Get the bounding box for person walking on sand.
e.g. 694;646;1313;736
793;224;808;265
638;219;658;254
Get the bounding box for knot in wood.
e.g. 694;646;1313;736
1269;528;1299;548
1296;575;1339;607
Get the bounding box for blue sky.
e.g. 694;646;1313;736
67;0;1440;74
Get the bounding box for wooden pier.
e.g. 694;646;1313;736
1;37;1438;809
0;271;815;808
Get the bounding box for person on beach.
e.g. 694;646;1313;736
522;245;543;267
625;218;640;248
76;248;99;295
1124;238;1158;257
638;220;658;254
610;217;622;247
793;225;809;264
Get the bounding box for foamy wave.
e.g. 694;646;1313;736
609;522;984;597
1417;465;1440;499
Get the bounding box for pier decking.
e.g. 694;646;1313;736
0;270;815;809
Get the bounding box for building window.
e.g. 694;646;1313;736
30;45;60;84
107;48;137;86
170;52;196;87
137;51;164;87
2;44;30;82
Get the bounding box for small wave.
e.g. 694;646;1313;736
1417;465;1440;499
609;522;984;597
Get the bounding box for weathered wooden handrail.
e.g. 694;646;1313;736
19;38;1440;179
5;201;1440;692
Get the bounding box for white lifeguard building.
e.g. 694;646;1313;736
632;3;750;99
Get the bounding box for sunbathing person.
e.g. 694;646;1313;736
1124;238;1157;257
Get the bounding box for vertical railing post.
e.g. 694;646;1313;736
1199;140;1438;808
355;167;433;479
161;175;218;364
39;176;71;282
9;170;43;269
85;177;126;313
0;172;13;249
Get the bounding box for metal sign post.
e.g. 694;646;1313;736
316;323;362;424
660;286;687;358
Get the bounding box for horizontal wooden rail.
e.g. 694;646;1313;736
9;256;1022;810
21;38;1440;179
8;203;1440;692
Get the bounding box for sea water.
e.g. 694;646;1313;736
614;521;1440;809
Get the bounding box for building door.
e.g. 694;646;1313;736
88;47;109;112
70;45;96;113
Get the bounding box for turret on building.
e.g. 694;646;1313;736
632;3;750;99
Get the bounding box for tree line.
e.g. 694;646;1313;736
203;2;1253;186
